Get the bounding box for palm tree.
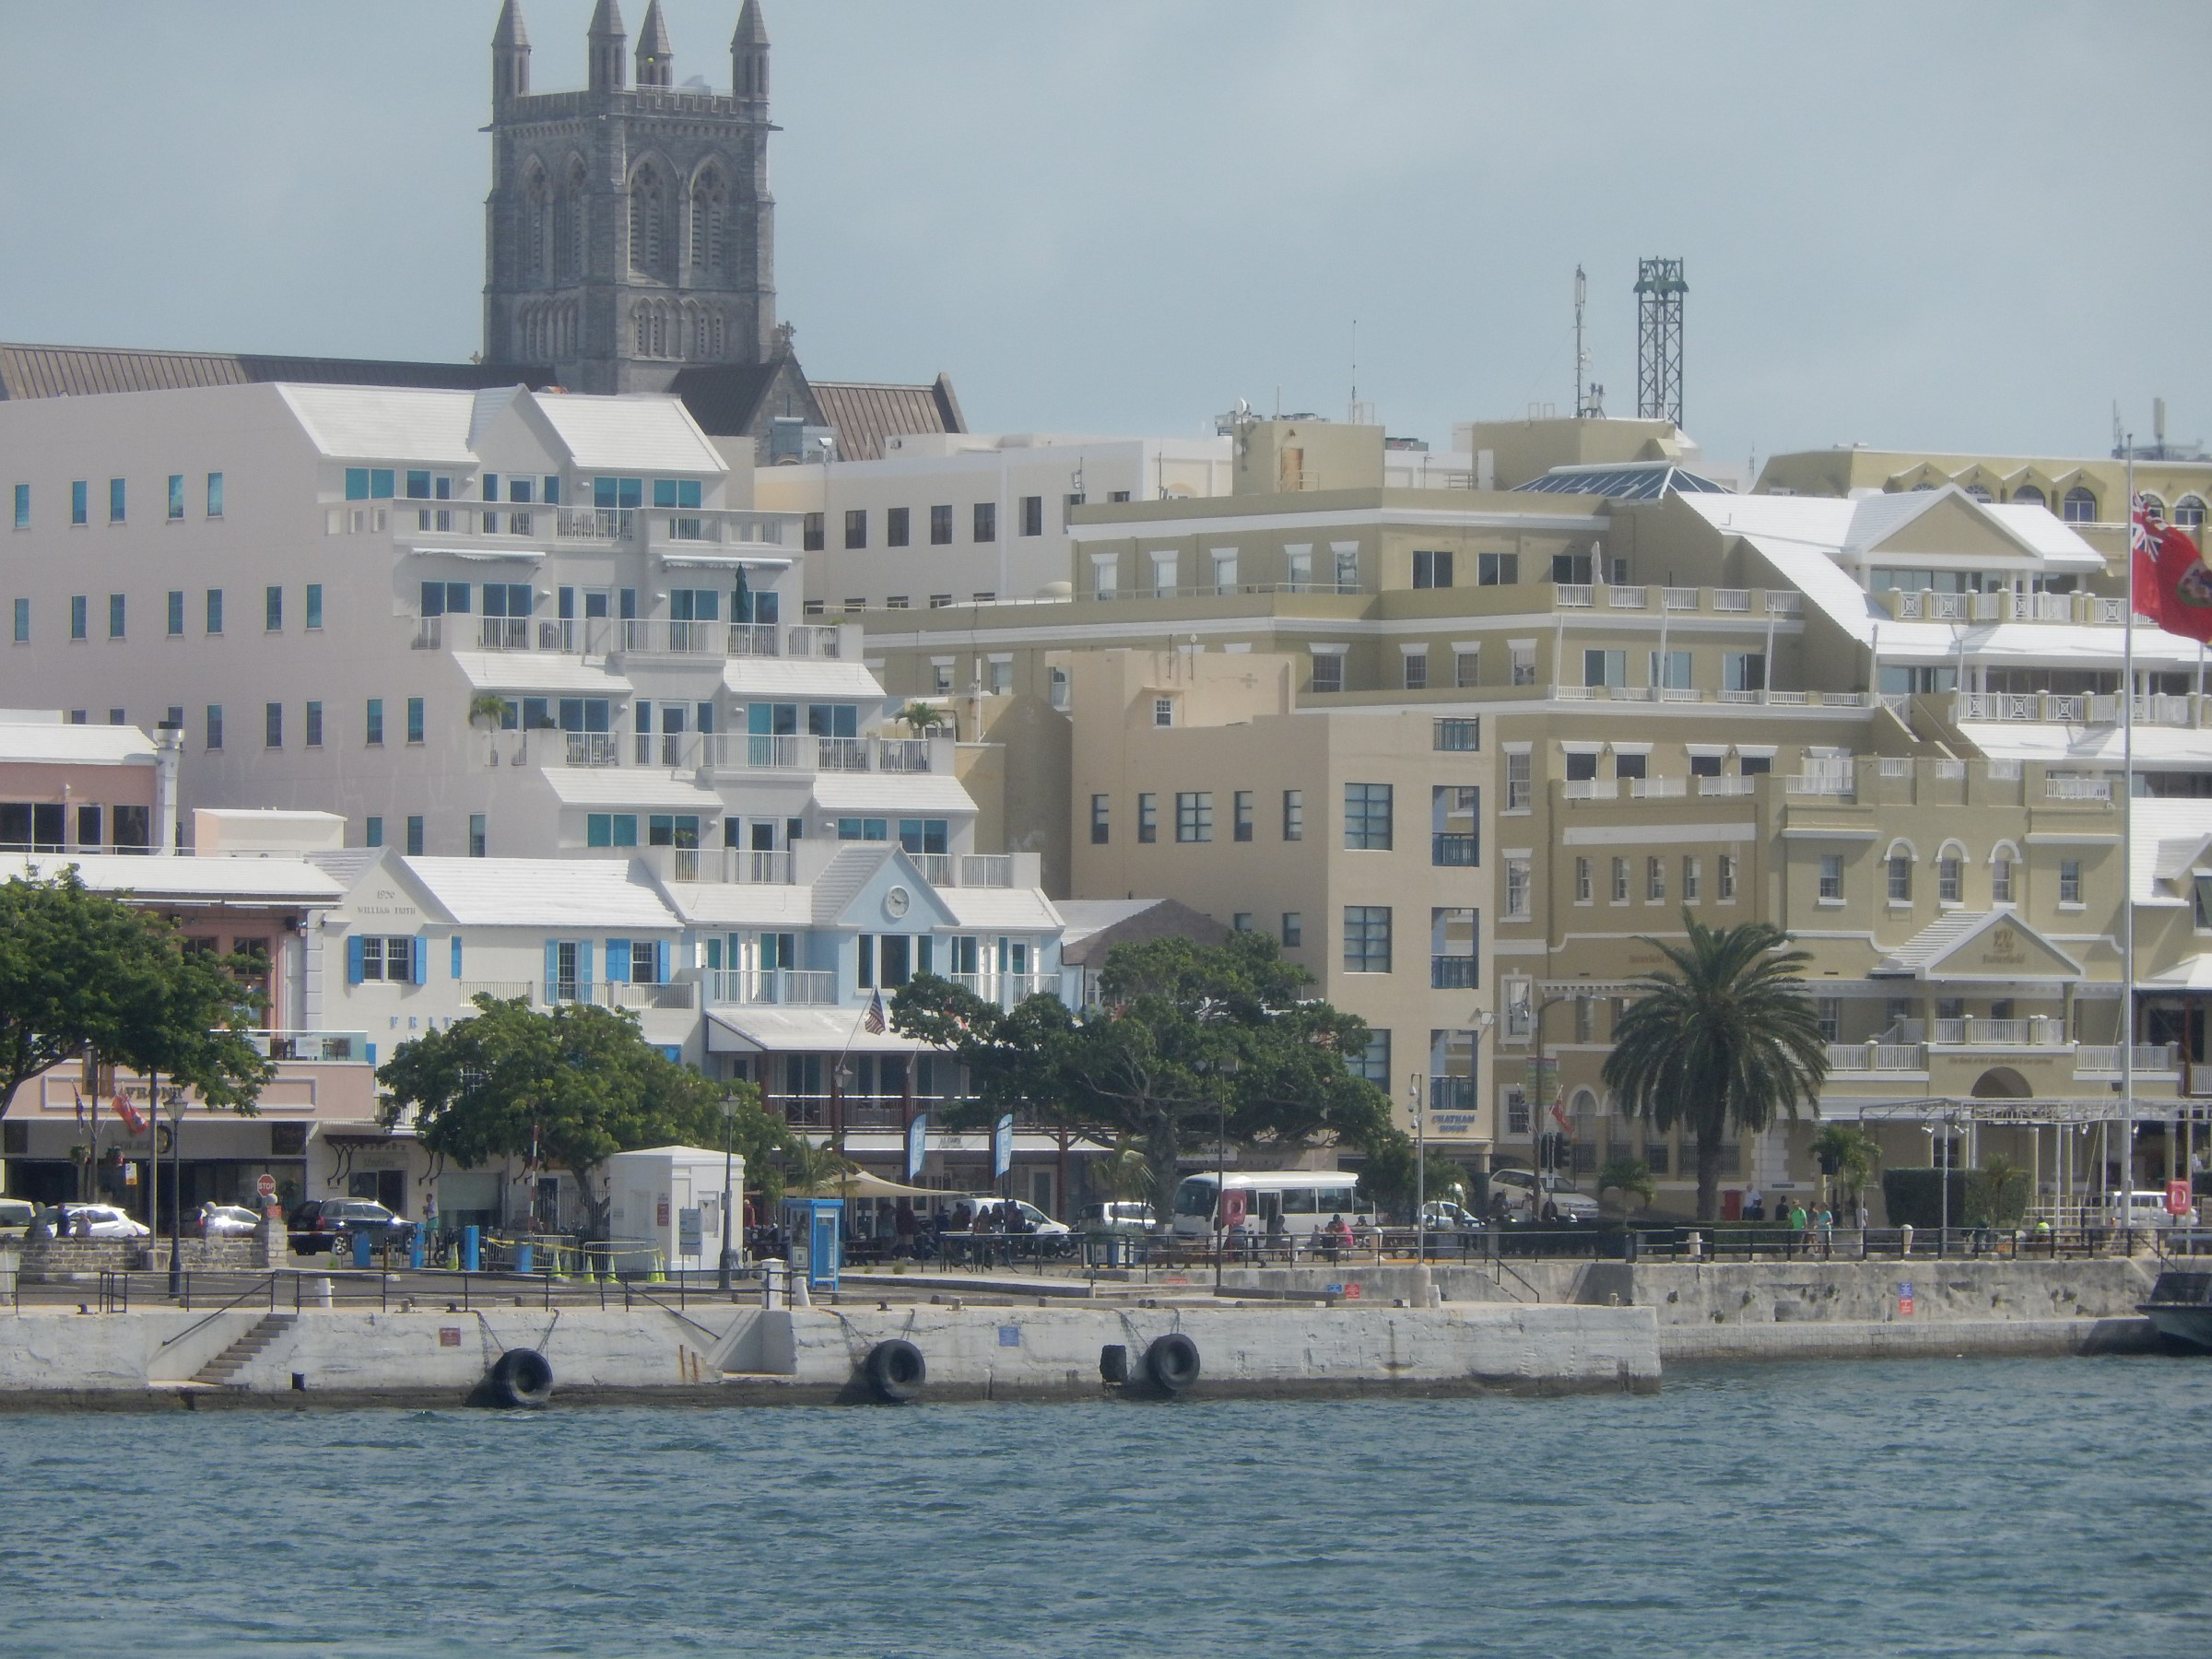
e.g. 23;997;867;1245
1812;1124;1880;1222
1602;912;1830;1221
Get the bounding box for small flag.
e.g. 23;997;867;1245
113;1094;146;1135
1549;1090;1573;1138
864;990;886;1035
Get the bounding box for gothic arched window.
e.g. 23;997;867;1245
629;164;670;280
690;170;726;275
523;167;551;285
556;158;587;280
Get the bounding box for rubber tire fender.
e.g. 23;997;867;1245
488;1347;554;1409
864;1338;927;1404
1144;1332;1201;1394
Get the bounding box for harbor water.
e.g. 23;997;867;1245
1;1356;2202;1655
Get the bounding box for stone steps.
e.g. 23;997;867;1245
192;1312;296;1386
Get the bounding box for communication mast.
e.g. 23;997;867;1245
1573;266;1604;418
1634;256;1687;426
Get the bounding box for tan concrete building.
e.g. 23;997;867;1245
1757;444;2211;532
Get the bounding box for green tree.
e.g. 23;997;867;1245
0;870;270;1122
1598;1156;1658;1215
376;995;731;1237
1965;1153;2030;1228
1354;1133;1468;1222
894;932;1392;1216
1812;1124;1881;1218
1601;912;1830;1221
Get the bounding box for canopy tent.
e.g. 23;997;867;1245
793;1168;942;1201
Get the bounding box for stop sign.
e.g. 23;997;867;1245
256;1172;277;1200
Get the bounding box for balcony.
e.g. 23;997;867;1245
1824;1042;1928;1073
1697;775;1757;796
1882;588;2129;627
1430;956;1479;990
1628;777;1686;799
1431;832;1479;865
1430;1076;1479;1112
695;732;948;778
561;732;621;768
248;1030;371;1064
544;981;698;1012
1930;1017;2068;1048
388;501;793;550
2071;1044;2179;1077
458;981;536;1005
640;845;795;886
706;969;838;1007
949;971;1057;1008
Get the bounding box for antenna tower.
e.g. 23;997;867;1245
1573;265;1604;418
1634;256;1687;426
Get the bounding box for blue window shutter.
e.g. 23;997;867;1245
606;938;630;982
544;940;559;997
413;936;429;985
655;939;669;983
367;1042;377;1067
451;935;464;980
347;935;365;984
579;939;594;996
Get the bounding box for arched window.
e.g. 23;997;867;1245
1989;842;2018;905
556;159;586;280
523;167;550;284
629;165;669;279
2177;495;2207;530
1911;481;1937;492
1936;841;1966;905
2010;484;2046;508
1885;840;1916;904
690;169;725;275
2138;492;2168;524
1962;483;1993;503
2063;486;2099;524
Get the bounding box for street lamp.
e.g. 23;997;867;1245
163;1083;187;1298
1408;1070;1427;1267
718;1087;739;1293
1515;990;1590;1227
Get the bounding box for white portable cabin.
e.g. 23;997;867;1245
604;1145;744;1275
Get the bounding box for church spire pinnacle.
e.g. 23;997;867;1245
733;1;769;105
587;0;627;93
634;0;674;88
491;0;532;104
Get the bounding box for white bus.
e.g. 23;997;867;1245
1170;1171;1377;1241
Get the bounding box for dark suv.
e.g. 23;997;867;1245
289;1198;412;1256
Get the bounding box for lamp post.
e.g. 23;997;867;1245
717;1088;738;1293
163;1083;187;1298
1409;1070;1428;1267
1516;991;1589;1228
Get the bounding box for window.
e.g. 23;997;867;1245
1719;853;1737;901
1505;751;1532;811
1819;854;1843;900
988;657;1013;694
839;819;889;845
1281;912;1303;947
406;697;425;745
1149;550;1178;595
897;818;947;855
1344;906;1393;973
264;702;283;747
1818;998;1842;1043
1888;853;1912;903
1583;649;1626;688
166;474;184;521
1434;718;1479;751
205;704;223;750
887;506;910;547
265;586;282;631
70;595;87;641
1352;1030;1392;1088
1477;551;1518;586
587;813;639;849
1311;652;1344;694
1234;791;1253;841
206;473;224;517
351;936;417;983
2059;859;2082;904
1431;907;1478;987
10;598;25;641
1992;853;2015;904
1611;857;1630;903
1286;547;1312;588
1412;550;1453;589
1432;786;1478;866
11;484;26;528
1615;751;1647;782
365;699;384;747
1049;664;1068;707
363;816;382;848
106;594;125;640
795;512;824;553
1689;752;1723;778
1175;792;1213;842
1651;649;1691;692
1937;850;1963;904
1511;642;1537;687
1454;648;1480;689
346;468;396;500
305;584;324;630
1331;546;1359;591
1646;855;1665;902
108;478;126;524
1138;794;1158;843
1404;649;1429;690
844;509;867;549
1233;912;1253;932
304;701;323;747
974;502;996;542
1089;554;1119;598
1574;857;1593;902
205;589;223;634
1153;697;1173;728
166;591;183;637
1505;858;1531;921
1211;548;1238;593
1282;789;1304;841
1684;856;1701;902
2177;495;2207;530
1724;653;1766;694
1019;495;1043;536
2062;487;2098;524
1090;794;1110;845
1565;751;1598;782
930;505;953;545
1739;754;1771;777
1345;782;1393;850
406;816;426;857
70;480;88;526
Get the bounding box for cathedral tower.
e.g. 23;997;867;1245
483;1;779;394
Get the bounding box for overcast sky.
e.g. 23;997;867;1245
2;2;2205;473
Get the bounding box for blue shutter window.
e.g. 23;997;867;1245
451;936;464;980
658;1045;681;1063
413;937;429;985
544;940;559;1000
655;939;670;984
606;939;630;982
347;935;366;984
578;940;594;999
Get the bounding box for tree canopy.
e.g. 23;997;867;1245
893;931;1392;1212
1601;912;1829;1220
376;995;750;1237
0;869;271;1121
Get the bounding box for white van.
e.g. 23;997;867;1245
2101;1190;2187;1231
1170;1171;1377;1241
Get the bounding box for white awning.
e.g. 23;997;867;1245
409;547;546;563
656;551;794;571
706;1007;928;1055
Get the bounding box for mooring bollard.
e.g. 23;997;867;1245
1686;1230;1702;1261
1900;1223;1914;1257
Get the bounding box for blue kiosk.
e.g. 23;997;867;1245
782;1198;843;1294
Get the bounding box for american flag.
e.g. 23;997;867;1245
863;990;886;1035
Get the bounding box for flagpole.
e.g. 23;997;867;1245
2122;443;2137;1227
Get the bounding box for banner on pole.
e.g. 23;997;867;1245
906;1112;929;1182
992;1113;1015;1180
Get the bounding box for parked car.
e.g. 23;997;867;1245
1418;1199;1487;1241
49;1203;151;1240
1486;1170;1604;1225
288;1198;411;1254
195;1203;263;1238
1079;1202;1157;1235
0;1197;39;1236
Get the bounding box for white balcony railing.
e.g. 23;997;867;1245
1661;587;1701;611
1827;1042;1928;1073
1932;1018;2067;1048
1712;589;1750;612
1697;775;1757;795
697;733;942;776
706;969;839;1006
1628;777;1686;798
1562;779;1618;800
2045;775;2113;801
959;853;1015;888
248;1030;372;1064
1606;584;1648;609
563;732;620;768
949;972;1056;1008
1554;584;1594;607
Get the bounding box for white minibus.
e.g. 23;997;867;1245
1170;1171;1377;1241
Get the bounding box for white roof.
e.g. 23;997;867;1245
2145;954;2212;990
705;1006;926;1055
1053;899;1161;949
528;392;726;475
452;653;635;695
0;719;155;766
810;774;975;815
540;771;725;809
723;659;887;700
398;856;675;929
1874;621;2203;668
2128;800;2212;904
276;384;478;465
0;853;341;904
659;883;816;927
1956;723;2212;771
938;888;1063;930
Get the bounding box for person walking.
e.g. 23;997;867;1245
1816;1204;1835;1258
1787;1198;1809;1259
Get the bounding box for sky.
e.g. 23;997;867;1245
1;1;2206;475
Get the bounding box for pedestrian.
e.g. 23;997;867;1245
1816;1204;1835;1257
1788;1198;1808;1258
1745;1186;1765;1223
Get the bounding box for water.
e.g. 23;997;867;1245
1;1357;2202;1656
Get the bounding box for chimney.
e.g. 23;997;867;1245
154;722;182;855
